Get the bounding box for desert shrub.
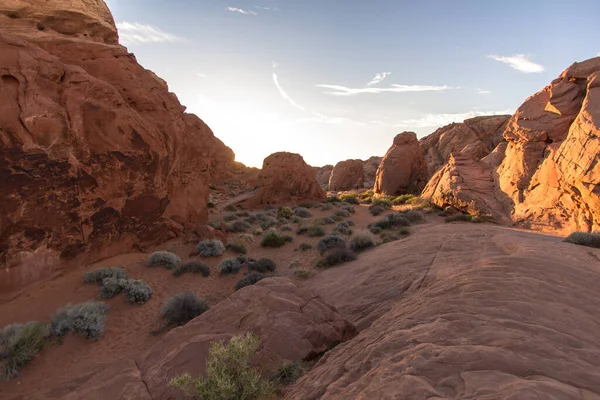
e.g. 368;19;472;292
234;272;266;291
169;333;273;399
324;196;341;203
121;279;153;304
372;198;392;209
237;233;254;243
223;214;238;222
226;241;247;254
224;204;236;212
261;230;287;248
283;234;293;243
332;222;352;235
253;227;263;235
333;210;351;219
291;216;302;224
349;231;377;252
298;243;312;251
392;194;415;205
219;258;242;276
207;202;215;209
173;261;211;277
294;207;312;218
371;214;410;230
0;321;49;380
147;251;181;269
380;230;409;243
272;361;310;386
369;205;385;216
319;217;336;225
260;218;279;230
50;302;109;340
293;270;311;279
319;203;333;211
161;292;209;327
318;248;356;268
280;224;293;231
444;214;472;223
404;210;425;223
317;235;347;253
83;267;128;285
208;220;222;229
265;210;277;217
197;239;225;257
227;221;251;233
363;197;372;204
341;205;355;214
339;193;359;204
249;258;276;273
254;212;269;222
564;232;600;248
99;277;123;299
360;190;374;199
236;211;250;217
369;226;382;234
244;214;258;224
277;207;294;220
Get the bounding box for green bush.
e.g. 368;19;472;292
317;235;347;253
227;221;252;233
564;232;600;248
293;270;311;279
272;361;310;386
50;302;109;340
319;217;336;225
161;292;209;327
298;243;313;251
349;231;377;252
404;210;425;223
339;193;359;204
236;211;250;218
99;277;123;299
369;205;386;216
280;224;293;231
120;280;153;304
392;194;415;205
219;258;242;276
333;210;351;219
234;272;266;291
244;214;258;224
226;241;247;254
224;204;236;212
318;248;356;268
197;239;226;257
169;333;273;400
260;218;279;230
249;258;276;273
371;214;410;230
147;251;181;269
444;214;472;223
369;226;382;234
253;227;263;235
341;205;355;214
360;190;374;199
224;214;238;222
293;207;312;218
319;203;333;211
371;197;393;208
297;223;326;237
0;321;49;380
324;196;341;203
173;261;211;277
261;230;287;248
83;267;128;285
277;207;294;220
332;222;352;236
208;220;222;230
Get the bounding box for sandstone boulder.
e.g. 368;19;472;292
363;156;382;188
419;115;510;176
0;1;234;283
374;132;428;195
328;159;364;191
313;164;333;188
246;152;325;206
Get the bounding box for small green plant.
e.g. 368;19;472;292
219;258;243;276
169;333;273;400
238;233;255;243
360;190;374;199
120;280;153;304
317;235;347;253
564;232;600;248
50;302;110;340
317;248;356;268
333;221;353;235
227;241;248;254
319;203;333;211
234;272;266;291
392;194;415;205
369;205;385;216
444;214;473;223
236;211;250;218
341;205;355;214
208;220;222;229
298;243;313;251
277;207;294;219
147;251;181;269
280;224;293;231
404;210;425;223
253;227;263;235
293;270;311;279
319;217;336;225
271;361;310;386
249;258;276;273
297;223;326;237
0;321;49;380
244;214;258;224
225;204;237;212
293;207;312;218
371;214;410;230
333;210;351;219
161;292;209;327
339;193;359;204
99;277;123;299
224;214;238;222
197;239;226;257
261;230;287;248
173;261;211;277
83;267;128;285
349;231;377;252
369;226;382;234
324;196;341;203
260;218;279;230
371;197;393;208
227;221;252;233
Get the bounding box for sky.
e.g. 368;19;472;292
105;0;599;168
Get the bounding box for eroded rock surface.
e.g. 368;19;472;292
313;164;334;188
328;159;364;191
363;156;382;188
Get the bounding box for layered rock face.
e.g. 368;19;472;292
313;164;333;188
0;1;233;272
374;132;428;195
419;115;510;176
423;57;600;232
328;159;364;191
363;156;382;188
246;152;326;206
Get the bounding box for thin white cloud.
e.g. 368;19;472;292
476;89;491;95
116;21;184;45
394;109;513;129
227;6;258;15
272;72;306;112
254;5;279;11
367;72;391;86
487;54;544;73
317;84;453;96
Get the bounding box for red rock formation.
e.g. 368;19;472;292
328;159;364;191
419;115;510;176
0;1;234;273
374;132;428;195
363;156;382;188
313;164;333;189
245;152;326;206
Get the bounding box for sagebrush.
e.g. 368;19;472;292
161;292;209;327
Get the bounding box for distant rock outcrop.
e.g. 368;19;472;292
419;115;510;176
0;1;233;277
313;164;334;188
246;152;326;206
374;132;428;195
363;156;383;188
422;57;600;232
328;159;364;191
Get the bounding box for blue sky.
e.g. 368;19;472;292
105;0;599;167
